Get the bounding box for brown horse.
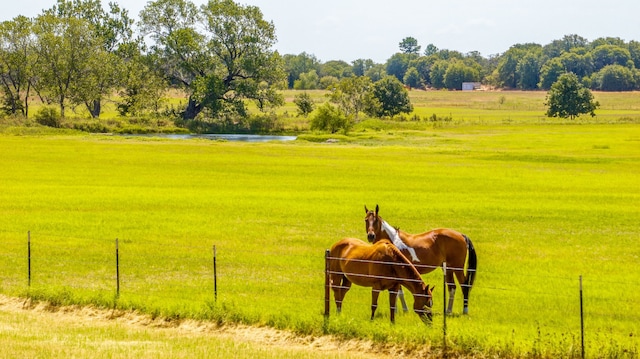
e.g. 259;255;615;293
329;237;434;323
364;205;477;314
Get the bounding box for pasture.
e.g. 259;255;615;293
1;90;639;358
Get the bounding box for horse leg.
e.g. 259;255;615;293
333;275;351;314
371;288;380;320
397;288;409;313
389;285;399;323
458;270;471;314
446;271;456;314
453;269;469;314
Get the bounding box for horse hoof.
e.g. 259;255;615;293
463;308;469;315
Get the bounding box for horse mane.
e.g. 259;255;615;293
384;242;425;287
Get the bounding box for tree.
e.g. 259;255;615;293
545;72;599;120
32;13;102;118
283;52;320;89
320;60;353;79
351;58;375;77
538;57;565;89
591;44;633;71
310;102;350;133
363;63;386;82
48;0;135;118
0;16;36;117
403;67;421;89
385;52;415;82
542;34;588;58
116;45;167;116
592;65;637;91
293;70;318;90
627;40;640;69
293;92;314;117
366;76;413;117
424;43;438;56
409;56;434;86
399;37;421;55
429;60;449;89
328;75;373;120
516;53;541;89
444;61;479;90
139;0;285;121
559;51;593;79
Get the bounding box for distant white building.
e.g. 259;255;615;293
462;82;481;91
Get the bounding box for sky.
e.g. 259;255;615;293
3;0;640;63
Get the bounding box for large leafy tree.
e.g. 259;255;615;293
366;76;413;117
592;65;637;91
328;75;374;120
32;13;101;118
0;16;37;116
139;0;285;121
545;72;599;120
46;0;135;118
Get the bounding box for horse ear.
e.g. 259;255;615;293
375;204;379;215
364;205;368;213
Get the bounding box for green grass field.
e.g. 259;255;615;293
1;91;639;358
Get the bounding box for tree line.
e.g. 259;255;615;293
290;35;640;92
1;0;636;130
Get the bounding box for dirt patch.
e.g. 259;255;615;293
0;295;447;358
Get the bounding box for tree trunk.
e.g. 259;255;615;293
183;97;202;120
88;99;101;118
59;99;65;119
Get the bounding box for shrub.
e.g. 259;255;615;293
34;107;61;128
293;92;315;117
310;103;352;134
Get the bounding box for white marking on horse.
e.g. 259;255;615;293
381;220;420;262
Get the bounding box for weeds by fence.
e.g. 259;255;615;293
0;230;638;358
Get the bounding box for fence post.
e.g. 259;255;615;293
115;238;120;298
27;231;31;287
213;245;217;302
443;261;447;355
324;249;330;317
580;275;584;359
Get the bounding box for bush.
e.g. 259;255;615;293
293;92;315;117
34;107;61;128
310;103;352;134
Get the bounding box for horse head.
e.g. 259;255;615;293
415;284;435;322
364;204;382;242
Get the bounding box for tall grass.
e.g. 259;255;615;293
0;122;639;357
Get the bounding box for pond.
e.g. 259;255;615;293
122;134;297;142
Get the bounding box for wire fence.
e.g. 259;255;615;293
0;230;638;358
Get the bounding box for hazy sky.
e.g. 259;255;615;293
4;0;639;63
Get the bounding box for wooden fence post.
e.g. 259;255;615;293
443;262;448;356
580;275;584;359
324;249;330;317
115;238;120;298
28;231;31;287
213;245;217;302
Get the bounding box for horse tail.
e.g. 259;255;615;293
463;235;477;288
